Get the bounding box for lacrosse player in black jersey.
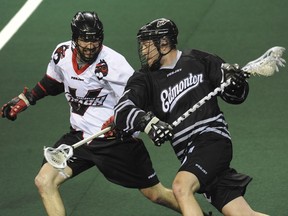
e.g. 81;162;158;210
113;18;268;216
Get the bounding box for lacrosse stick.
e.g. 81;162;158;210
172;46;286;128
44;127;111;169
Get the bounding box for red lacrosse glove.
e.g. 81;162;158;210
101;116;117;138
1;87;36;121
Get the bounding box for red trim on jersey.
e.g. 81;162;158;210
37;82;47;94
72;49;90;75
34;75;61;95
31;89;39;97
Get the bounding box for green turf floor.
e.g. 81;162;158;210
0;0;288;215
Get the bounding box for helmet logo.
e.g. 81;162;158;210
53;45;69;64
95;59;108;80
157;19;169;28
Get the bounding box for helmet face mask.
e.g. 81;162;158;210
71;11;104;63
138;39;163;72
137;18;178;72
75;38;102;64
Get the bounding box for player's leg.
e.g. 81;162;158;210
35;131;93;216
140;182;213;216
35;163;71;216
172;171;204;216
129;139;180;212
139;182;180;213
221;196;269;216
205;167;268;216
89;137;182;213
172;134;236;216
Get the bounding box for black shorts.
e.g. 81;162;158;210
179;132;252;212
44;131;159;189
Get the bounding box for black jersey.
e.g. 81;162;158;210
115;49;249;160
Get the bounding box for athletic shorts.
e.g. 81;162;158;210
43;131;160;189
179;132;252;212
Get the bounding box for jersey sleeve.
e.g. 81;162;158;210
31;74;64;100
191;49;225;87
114;71;150;133
30;44;66;100
191;49;249;104
46;46;65;83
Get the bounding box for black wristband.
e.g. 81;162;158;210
24;91;37;105
135;111;155;132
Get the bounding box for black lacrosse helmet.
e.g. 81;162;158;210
137;18;178;47
137;18;178;71
71;11;104;63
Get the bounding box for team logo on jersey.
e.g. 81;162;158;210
66;87;108;116
160;73;203;112
53;45;69;64
95;59;108;80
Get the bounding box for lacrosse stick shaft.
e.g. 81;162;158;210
73;127;111;149
172;79;231;128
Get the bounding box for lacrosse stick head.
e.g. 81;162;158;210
44;144;74;169
242;46;286;76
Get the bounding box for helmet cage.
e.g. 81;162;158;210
137;34;163;72
137;18;178;71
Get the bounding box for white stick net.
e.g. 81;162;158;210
44;144;73;169
43;127;111;169
242;46;286;76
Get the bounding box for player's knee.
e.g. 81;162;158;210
34;170;58;194
34;172;50;193
172;179;194;199
172;180;185;198
172;173;199;199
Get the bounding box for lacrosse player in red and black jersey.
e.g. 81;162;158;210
113;18;269;216
0;12;187;216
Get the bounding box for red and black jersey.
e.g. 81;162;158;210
115;49;249;160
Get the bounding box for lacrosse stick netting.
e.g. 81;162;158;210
172;46;286;128
44;127;111;169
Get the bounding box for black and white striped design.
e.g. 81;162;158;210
172;113;230;160
114;96;145;132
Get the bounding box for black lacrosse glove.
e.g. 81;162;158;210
136;112;173;146
1;87;36;121
222;63;250;96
